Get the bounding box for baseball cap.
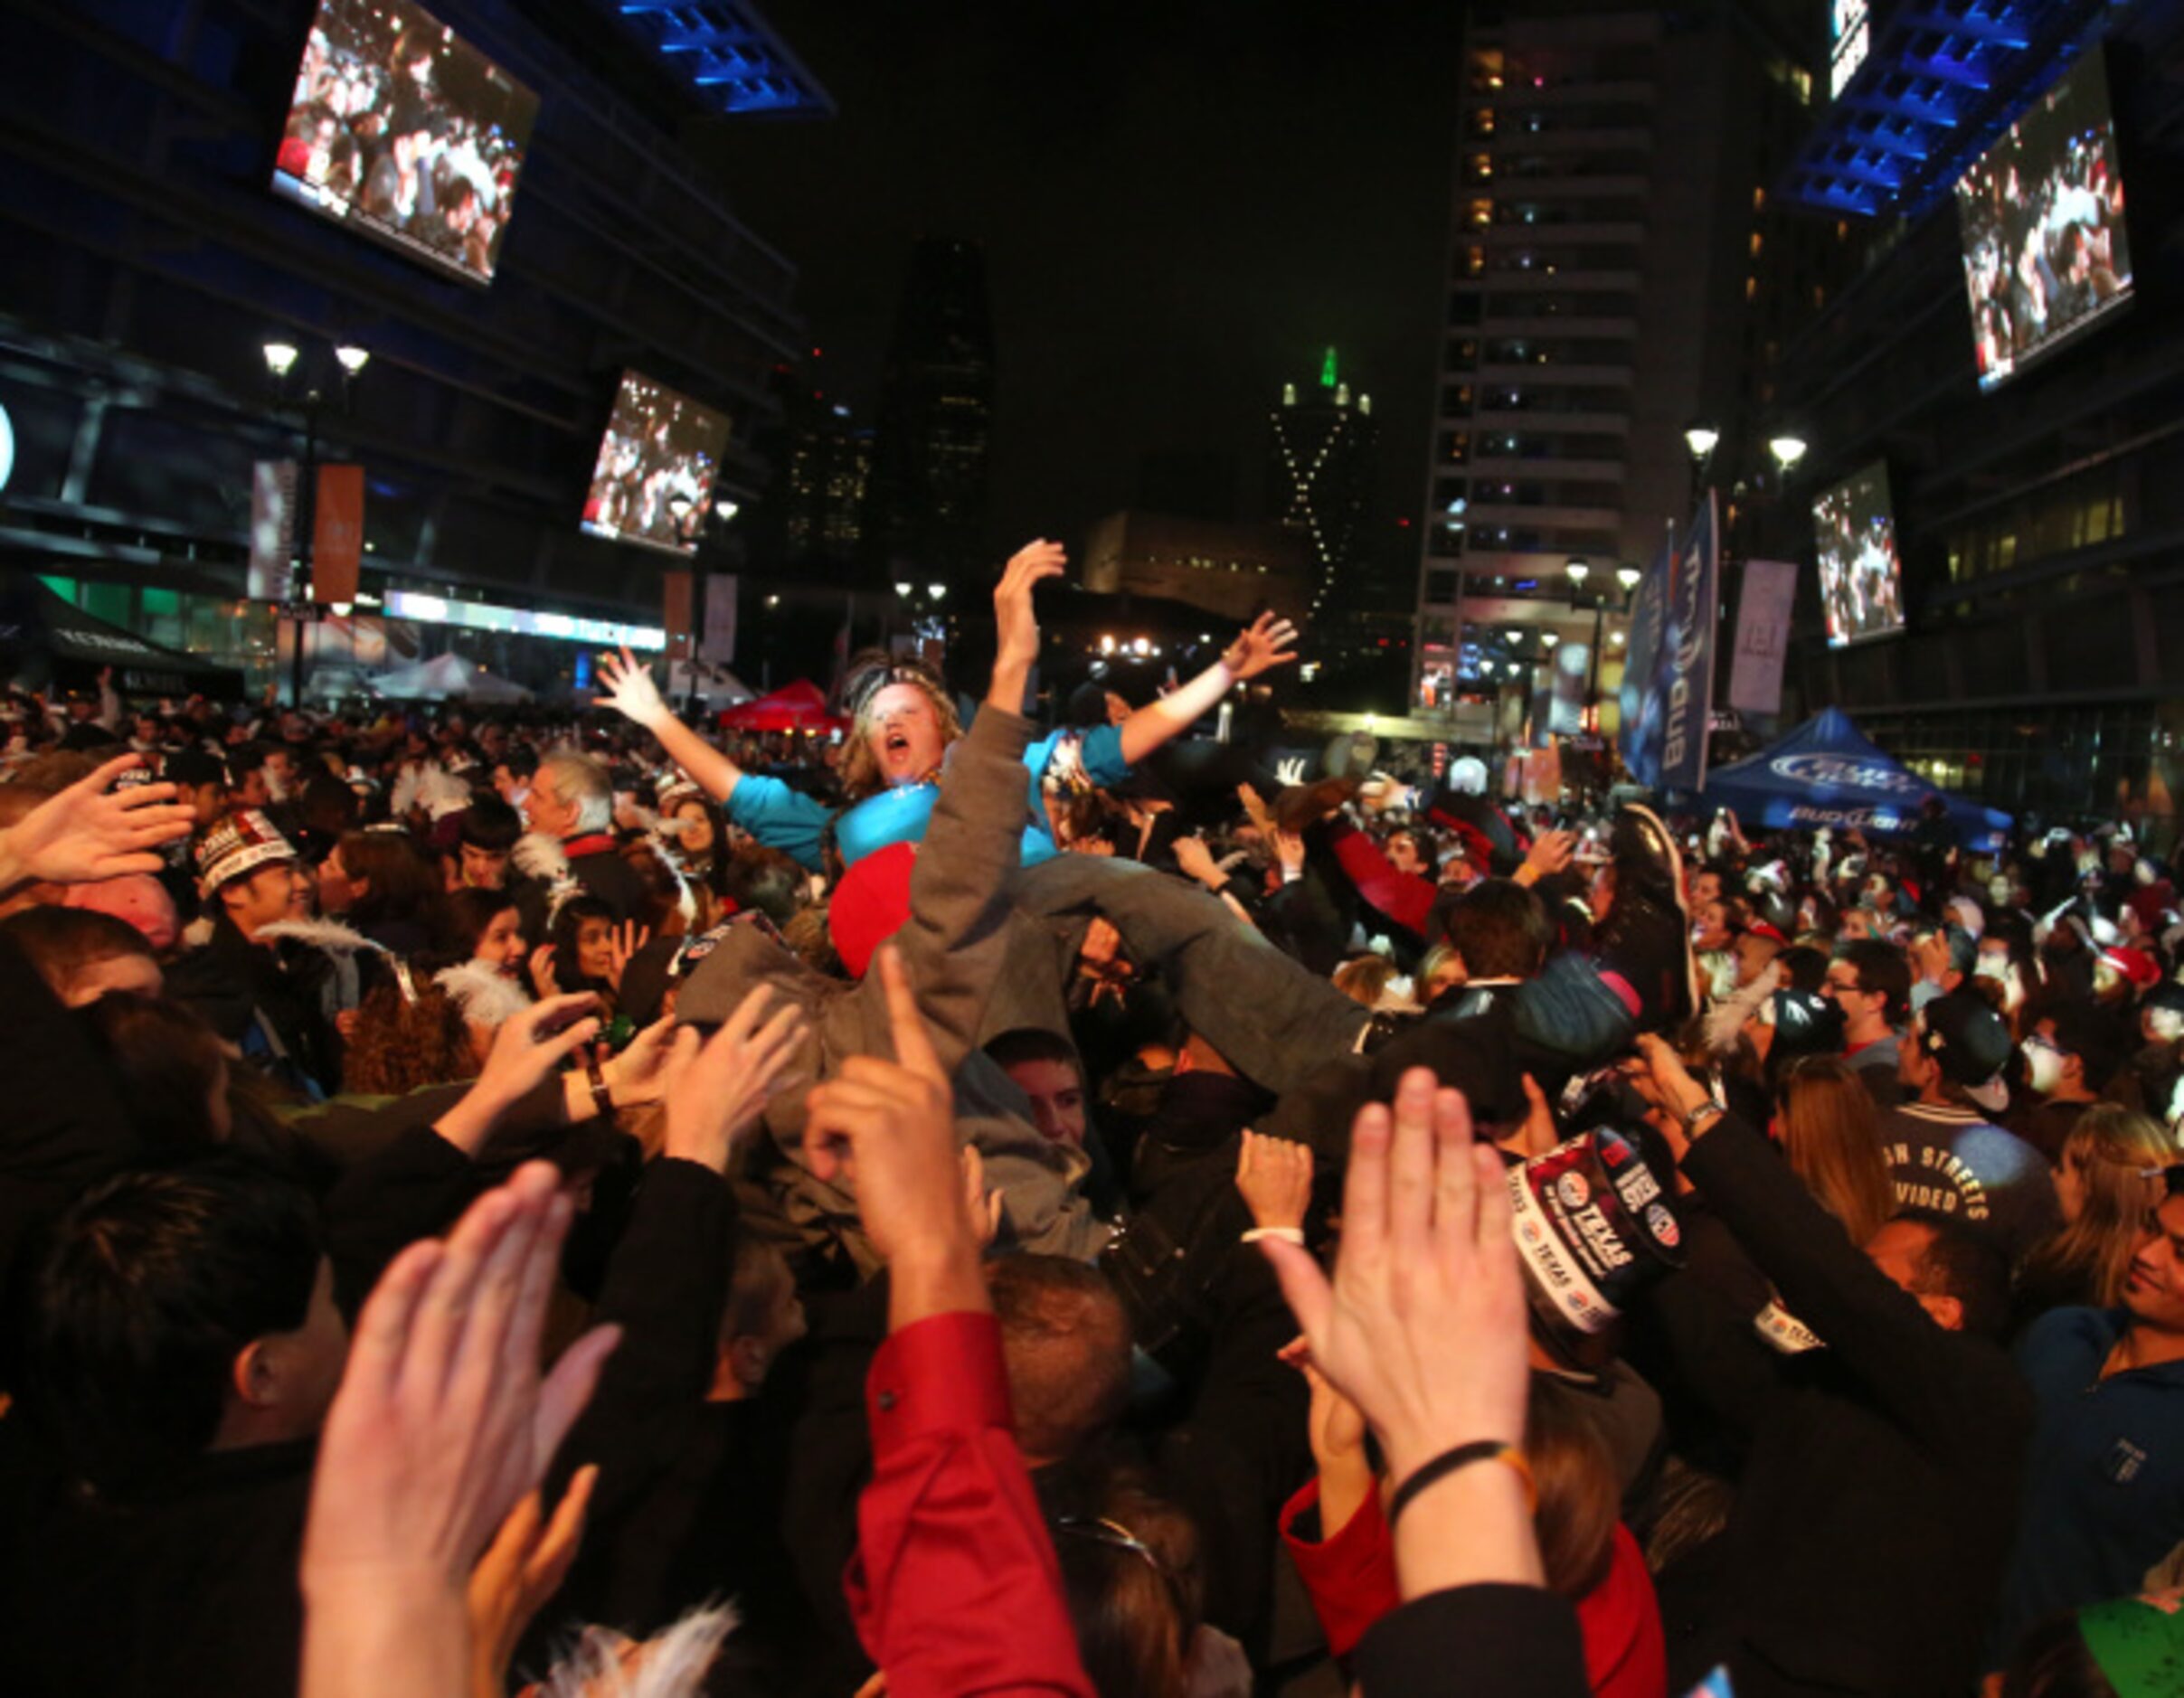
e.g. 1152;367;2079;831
1915;991;2012;1109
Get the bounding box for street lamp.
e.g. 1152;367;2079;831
893;581;913;599
1565;557;1590;591
263;338;368;707
927;583;947;600
1685;422;1719;509
1616;565;1641;595
1768;433;1809;473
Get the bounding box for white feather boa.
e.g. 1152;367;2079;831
513;831;584;926
1702;959;1781;1056
257;918;386;957
536;1603;737;1698
432;959;532;1030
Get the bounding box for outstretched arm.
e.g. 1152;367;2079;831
987;539;1064;717
594;647;746;807
1117;612;1297;767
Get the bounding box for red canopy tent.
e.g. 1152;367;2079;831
716;679;846;734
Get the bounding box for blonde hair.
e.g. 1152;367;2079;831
2024;1104;2178;1306
1776;1055;1896;1246
839;665;962;801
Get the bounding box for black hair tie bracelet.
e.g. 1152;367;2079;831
1386;1440;1537;1528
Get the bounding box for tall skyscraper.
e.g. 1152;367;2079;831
863;237;995;594
782;401;872;564
1268;348;1378;621
750;349;872;575
1412;0;1832;715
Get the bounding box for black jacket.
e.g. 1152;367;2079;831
166;913;342;1098
0;1428;313;1698
1356;1584;1589;1698
544;1156;831;1693
1656;1112;2034;1697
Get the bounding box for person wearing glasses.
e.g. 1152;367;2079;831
1823;939;1914;1108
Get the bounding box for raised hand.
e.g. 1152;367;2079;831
1222;611;1300;681
467;1467;597;1698
1273;756;1308;788
803;947;982;1321
1236;1129;1314;1235
0;754;192;890
436;994;601;1155
301;1165;621;1698
961;1145;1004;1250
604;920;651;993
599;1014;676;1108
527;943;559;1003
660;986;808;1173
1171;834;1223;889
1520;828;1576;883
595;646;668;730
1259;1068;1529;1499
993;540;1067;677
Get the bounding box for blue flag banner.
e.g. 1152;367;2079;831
1659;492;1720;792
1617;531;1671;786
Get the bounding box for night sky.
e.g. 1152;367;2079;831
688;0;1465;569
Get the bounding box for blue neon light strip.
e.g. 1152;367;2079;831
603;0;835;118
1779;0;2115;218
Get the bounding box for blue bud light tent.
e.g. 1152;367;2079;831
1699;707;2012;850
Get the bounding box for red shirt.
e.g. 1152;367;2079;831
1279;1476;1667;1698
846;1311;1096;1698
1328;820;1437;936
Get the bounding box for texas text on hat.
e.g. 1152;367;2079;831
195;808;298;897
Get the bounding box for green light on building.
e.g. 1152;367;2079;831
1320;346;1338;389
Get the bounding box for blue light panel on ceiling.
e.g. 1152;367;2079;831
604;0;835;118
1778;0;2116;219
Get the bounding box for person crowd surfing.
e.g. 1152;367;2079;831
3;539;2182;1698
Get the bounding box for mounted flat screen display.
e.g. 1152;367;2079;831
1812;460;1905;648
273;0;539;286
581;372;732;557
1955;53;2133;391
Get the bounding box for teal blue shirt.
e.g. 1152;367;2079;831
724;724;1131;873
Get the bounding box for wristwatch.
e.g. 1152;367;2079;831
1678;1090;1728;1136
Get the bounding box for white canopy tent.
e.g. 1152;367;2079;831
373;652;533;703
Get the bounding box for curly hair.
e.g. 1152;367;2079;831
342;977;477;1097
838;651;962;802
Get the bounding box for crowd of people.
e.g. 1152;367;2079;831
4;540;2183;1698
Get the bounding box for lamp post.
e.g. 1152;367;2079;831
1684;422;1720;511
264;338;368;707
1566;557;1603;727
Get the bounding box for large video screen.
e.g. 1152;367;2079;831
272;0;539;288
581;373;733;557
1954;54;2132;391
1812;461;1905;648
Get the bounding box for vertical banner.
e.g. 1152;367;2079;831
662;570;693;662
1616;529;1673;787
249;460;297;601
1659;491;1721;793
1728;558;1797;715
311;465;364;605
699;572;739;666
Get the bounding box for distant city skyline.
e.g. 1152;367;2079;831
691;0;1464;602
